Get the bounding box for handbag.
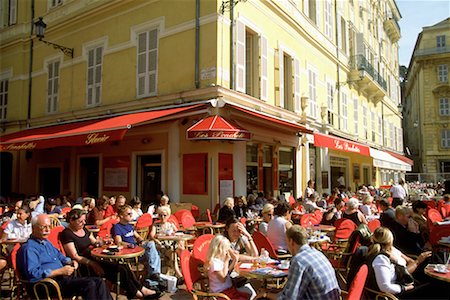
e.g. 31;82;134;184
393;263;414;286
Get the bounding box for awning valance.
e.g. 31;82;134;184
186;115;251;141
0;104;202;150
386;150;414;166
370;148;412;172
313;133;371;156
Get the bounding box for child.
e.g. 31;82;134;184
206;235;250;300
130;196;143;221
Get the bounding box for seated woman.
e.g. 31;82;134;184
60;209;160;299
359;195;378;217
82;197;96;214
86;195;118;226
233;196;248;218
321;198;344;226
258;204;274;236
267;201;292;253
218;197;236;223
366;227;441;299
112;205;162;288
150;206;184;278
410;201;430;245
2;205;32;241
342;198;367;226
224;218;258;261
130;196;144;221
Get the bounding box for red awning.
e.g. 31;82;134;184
1;105;202;150
186;115;251;141
231;105;312;133
386;150;414;166
313;132;371;156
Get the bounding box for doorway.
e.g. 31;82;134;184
79;157;99;198
137;154;162;207
38;167;61;198
0;152;13;198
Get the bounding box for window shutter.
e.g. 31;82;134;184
315;0;321;29
235;19;246;93
148;28;158;95
304;0;309;16
278;49;284;108
9;0;17;25
337;13;342;49
137;32;147;97
344;21;349;55
260;35;268;101
294;58;300;113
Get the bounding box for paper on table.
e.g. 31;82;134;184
239;263;253;269
437;220;450;225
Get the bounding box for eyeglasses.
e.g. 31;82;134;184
38;225;51;230
159;214;168;217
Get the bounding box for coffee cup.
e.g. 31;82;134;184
436;264;447;273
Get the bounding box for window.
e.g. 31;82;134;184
371;111;376;142
440;98;450;116
397;127;403;152
87;46;103;106
324;0;333;40
437;35;446;48
0;79;7;120
245;30;259;97
308;69;317;118
442;130;450;148
383;119;388;146
438;64;448;82
137;28;158;97
327;82;334;125
308;0;317;24
49;0;63;8
8;0;16;25
389;122;394;149
47;61;60;113
283;53;293;111
377;114;382;144
353;98;358;135
363;104;368;139
341;92;348;130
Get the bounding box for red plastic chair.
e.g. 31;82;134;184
98;220;115;239
429;225;450;246
179;210;196;229
240;217;246;225
252;230;291;259
314;209;323;220
135;213;153;229
427;208;443;226
191;205;200;219
344;264;368;300
300;214;320;227
173;209;190;222
192;234;214;263
180;249;231;300
206;209;213;223
423;200;436;209
440;204;450;218
334;219;358;240
0;220;10;237
368;219;381;233
288;196;296;206
60;207;71;216
49;225;65;255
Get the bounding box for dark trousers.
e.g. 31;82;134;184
31;276;112;300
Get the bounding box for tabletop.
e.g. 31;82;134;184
156;233;194;242
194;222;225;229
424;264;450;283
0;238;28;244
315;225;336;232
91;245;145;260
236;262;288;280
85;225;100;233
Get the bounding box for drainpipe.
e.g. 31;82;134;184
229;0;235;90
334;0;341;130
27;0;35;128
195;0;200;89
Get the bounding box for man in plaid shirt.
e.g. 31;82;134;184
263;225;340;300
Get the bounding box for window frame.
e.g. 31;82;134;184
437;35;446;48
0;79;8;121
46;60;60;114
341;91;348;131
438;64;448;82
307;67;318;119
440;98;450;116
86;46;103;107
442;129;450;148
136;27;159;98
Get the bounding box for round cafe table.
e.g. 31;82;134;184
85;225;100;234
424;264;450;283
195;222;225;235
236;262;288;288
91;245;145;300
156;234;194;276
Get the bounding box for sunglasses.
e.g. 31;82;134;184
159;214;168;217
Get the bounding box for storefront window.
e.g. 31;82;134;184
246;144;258;162
246;144;258;195
279;147;294;197
263;146;272;163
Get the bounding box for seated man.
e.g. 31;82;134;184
17;214;112;300
390;206;425;256
112;205;161;287
263;225;340;300
379;199;396;228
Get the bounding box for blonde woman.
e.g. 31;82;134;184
218;197;236;223
366;227;433;299
258;203;274;236
359;195;377;217
206;235;250;300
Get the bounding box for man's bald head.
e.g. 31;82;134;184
31;214;51;239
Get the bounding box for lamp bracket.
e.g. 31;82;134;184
39;38;73;58
220;0;247;14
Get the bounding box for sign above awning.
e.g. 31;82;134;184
186;115;251;141
313;133;371;156
0;104;202;150
370;148;412;172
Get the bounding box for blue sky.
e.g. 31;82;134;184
396;0;450;66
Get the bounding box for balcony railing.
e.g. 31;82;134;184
351;54;387;91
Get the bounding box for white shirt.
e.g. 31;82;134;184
208;258;232;293
390;184;406;199
4;219;32;239
259;222;269;236
267;216;289;251
359;204;372;216
372;254;402;294
337;176;345;186
131;208;143;221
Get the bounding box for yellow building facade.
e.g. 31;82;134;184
0;0;410;210
403;18;450;175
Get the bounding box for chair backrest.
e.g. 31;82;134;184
240;217;246;225
213;203;220;219
440;204;450;218
179;210;196;229
0;219;10;237
60;207;71;216
98;220;114;239
429;225;450;245
288;195;296;206
367;219;381;233
173;209;191;222
347;264;368;300
252;230;277;258
168;215;180;230
314;209;323;220
49;225;65;254
48;215;62;229
135;213;153;229
427;208;443;224
191;205;200;219
180;249;198;293
136;226;150;240
300;214;320;227
206;209;213;223
423;200;436;209
334;219;358;240
192;234;214;263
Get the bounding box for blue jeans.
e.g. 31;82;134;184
142;241;161;278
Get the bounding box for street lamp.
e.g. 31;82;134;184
34;17;73;58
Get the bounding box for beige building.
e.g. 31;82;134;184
0;0;410;210
403;18;450;175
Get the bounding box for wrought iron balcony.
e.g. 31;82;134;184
383;17;400;42
349;55;387;98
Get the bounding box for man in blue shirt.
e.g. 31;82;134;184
262;225;340;300
17;214;112;299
